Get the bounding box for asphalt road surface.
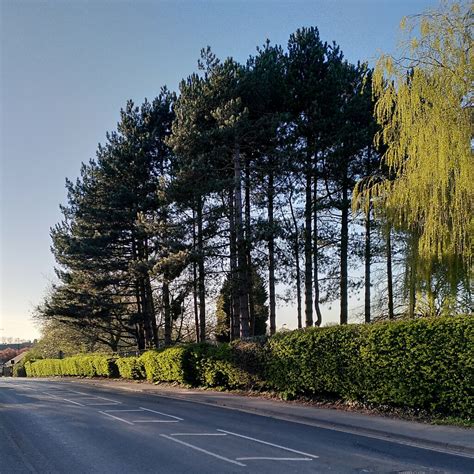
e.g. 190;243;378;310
0;379;473;473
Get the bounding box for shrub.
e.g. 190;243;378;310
230;339;267;380
266;324;366;399
360;317;473;417
22;316;473;418
25;354;117;378
265;316;473;417
185;342;255;389
140;347;187;383
116;356;145;380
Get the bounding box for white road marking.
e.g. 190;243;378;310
132;420;179;423
83;402;121;406
217;429;319;459
41;392;84;406
103;409;143;413
72;394;121;404
62;398;85;406
99;410;134;425
160;434;246;466
236;457;312;461
171;433;227;436
139;407;183;421
68;390;93;396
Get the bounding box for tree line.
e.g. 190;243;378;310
37;5;472;352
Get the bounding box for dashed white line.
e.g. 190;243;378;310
217;429;319;459
62;398;85;406
160;434;246;466
98;410;134;425
171;433;227;436
139;407;183;421
236;457;312;461
132;420;179;423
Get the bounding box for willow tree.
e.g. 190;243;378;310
357;2;473;307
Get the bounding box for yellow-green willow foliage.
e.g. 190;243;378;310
356;2;473;283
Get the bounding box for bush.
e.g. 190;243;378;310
186;343;255;389
25;354;118;378
230;339;267;380
140;343;255;389
12;351;38;377
265;316;473;417
360;317;473;417
116;356;145;380
140;347;188;383
22;316;472;418
266;324;366;399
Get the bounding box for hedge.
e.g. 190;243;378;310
185;342;255;389
25;354;118;378
140;347;188;383
23;316;473;418
266;316;473;417
116;356;145;380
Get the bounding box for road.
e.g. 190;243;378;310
0;379;472;473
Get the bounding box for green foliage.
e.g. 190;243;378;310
185;343;253;389
13;364;27;377
139;343;255;389
361;317;473;416
368;1;473;287
29;320;112;359
216;271;269;342
25;354;118;378
12;351;41;378
22;317;473;419
266;316;473;417
116;356;146;380
140;347;188;383
266;325;366;399
230;339;267;379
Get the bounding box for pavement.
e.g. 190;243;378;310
1;377;473;473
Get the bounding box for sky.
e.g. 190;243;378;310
0;0;439;341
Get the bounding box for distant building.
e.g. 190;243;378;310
1;351;28;377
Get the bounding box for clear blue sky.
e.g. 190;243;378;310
0;0;438;340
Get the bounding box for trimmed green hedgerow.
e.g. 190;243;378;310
140;346;188;383
23;316;473;418
25;354;118;378
116;356;146;380
185;343;254;389
265;316;473;417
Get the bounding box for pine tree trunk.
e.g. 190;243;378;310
197;197;206;341
386;228;394;320
340;183;349;325
131;237;145;350
364;207;371;323
145;277;158;347
192;208;200;342
268;169;277;335
229;189;240;340
234;142;250;338
313;176;322;326
304;153;313;327
289;193;302;329
163;280;171;345
245;158;256;335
